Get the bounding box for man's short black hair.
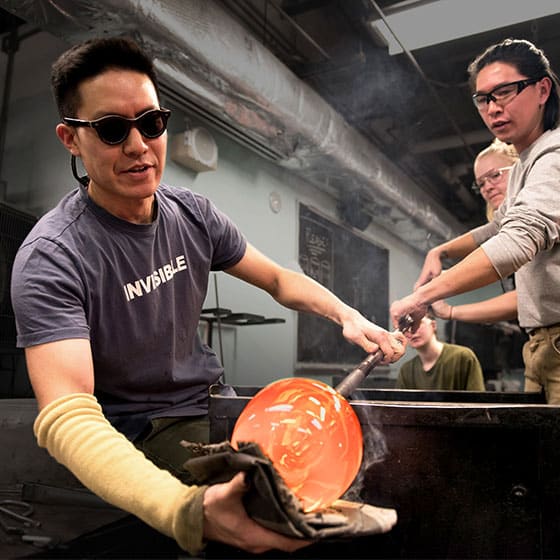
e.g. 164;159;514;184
51;36;160;119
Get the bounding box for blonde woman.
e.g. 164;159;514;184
473;138;519;221
431;139;520;320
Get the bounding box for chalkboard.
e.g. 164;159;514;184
297;203;389;367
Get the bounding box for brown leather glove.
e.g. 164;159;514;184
181;440;397;540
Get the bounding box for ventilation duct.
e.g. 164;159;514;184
0;0;466;253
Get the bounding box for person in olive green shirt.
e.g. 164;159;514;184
397;312;485;391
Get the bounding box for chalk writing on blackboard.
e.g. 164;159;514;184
297;204;389;367
299;215;333;290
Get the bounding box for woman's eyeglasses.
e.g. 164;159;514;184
63;108;171;145
471;166;513;194
472;77;543;112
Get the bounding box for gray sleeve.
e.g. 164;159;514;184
193;193;247;270
470;220;499;246
480;151;560;278
11;238;90;348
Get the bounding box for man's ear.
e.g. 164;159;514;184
56;123;80;156
538;76;552;104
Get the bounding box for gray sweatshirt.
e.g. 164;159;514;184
471;127;560;330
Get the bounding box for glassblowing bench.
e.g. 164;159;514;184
208;385;559;559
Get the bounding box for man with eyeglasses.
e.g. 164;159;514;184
10;37;405;555
471;77;544;112
391;38;560;405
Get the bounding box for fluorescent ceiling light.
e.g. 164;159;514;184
370;0;560;55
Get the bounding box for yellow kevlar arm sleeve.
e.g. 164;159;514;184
33;393;208;555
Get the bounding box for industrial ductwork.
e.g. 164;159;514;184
0;0;466;253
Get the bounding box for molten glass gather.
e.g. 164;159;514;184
231;377;363;512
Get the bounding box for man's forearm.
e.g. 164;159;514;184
35;393;207;555
417;248;500;307
272;268;354;325
434;231;479;262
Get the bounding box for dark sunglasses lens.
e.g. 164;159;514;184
139;111;168;138
96;117;130;144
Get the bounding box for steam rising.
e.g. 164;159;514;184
342;399;388;503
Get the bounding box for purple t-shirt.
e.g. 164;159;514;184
11;183;246;439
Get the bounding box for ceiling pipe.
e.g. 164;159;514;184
0;0;466;253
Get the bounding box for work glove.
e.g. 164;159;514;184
181;440;397;540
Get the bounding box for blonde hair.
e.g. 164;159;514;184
474;138;519;221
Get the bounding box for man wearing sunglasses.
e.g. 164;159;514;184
10;36;405;555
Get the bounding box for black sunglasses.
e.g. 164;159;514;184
63;108;171;145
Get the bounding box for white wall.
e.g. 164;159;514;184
2;32;501;389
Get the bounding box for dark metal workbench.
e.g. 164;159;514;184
5;388;559;559
208;385;560;559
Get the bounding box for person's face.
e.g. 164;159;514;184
405;317;436;349
473;153;513;211
475;62;551;153
57;69;167;213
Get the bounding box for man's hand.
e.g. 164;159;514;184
340;310;407;363
202;472;311;554
414;248;444;291
390;293;428;333
430;299;452;321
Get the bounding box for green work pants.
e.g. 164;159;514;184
135;416;210;483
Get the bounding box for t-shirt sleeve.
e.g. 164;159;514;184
193;193;247;270
11;238;90;348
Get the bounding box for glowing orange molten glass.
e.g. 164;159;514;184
231;378;363;512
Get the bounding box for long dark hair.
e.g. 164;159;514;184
468;38;560;131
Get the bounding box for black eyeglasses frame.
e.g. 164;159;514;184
63;108;171;145
472;77;543;111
